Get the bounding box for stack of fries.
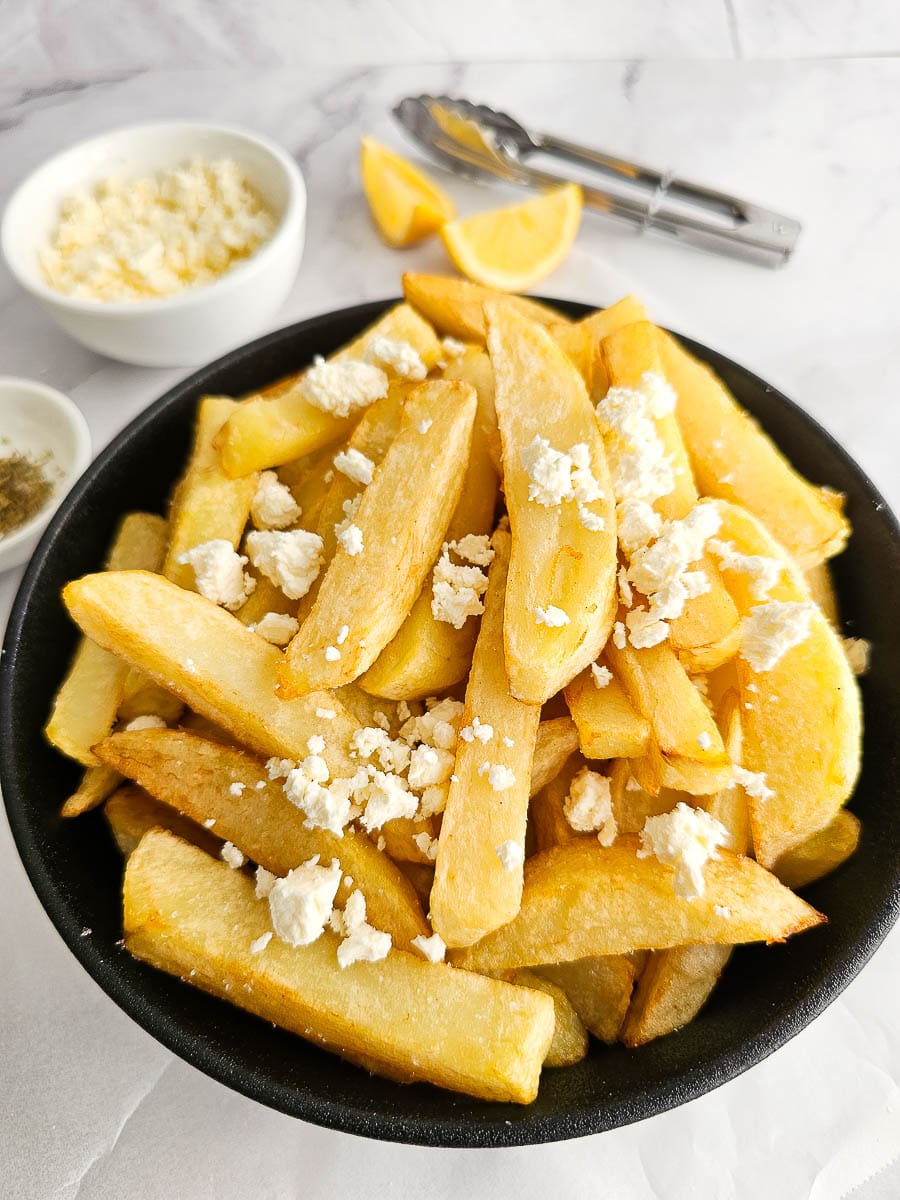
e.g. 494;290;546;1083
47;275;864;1104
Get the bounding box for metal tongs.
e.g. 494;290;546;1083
393;95;800;268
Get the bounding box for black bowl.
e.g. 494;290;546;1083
3;300;899;1148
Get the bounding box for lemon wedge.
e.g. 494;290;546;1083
361;137;455;248
440;184;583;293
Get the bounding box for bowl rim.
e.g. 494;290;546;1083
0;375;92;557
0;119;307;318
2;298;899;1148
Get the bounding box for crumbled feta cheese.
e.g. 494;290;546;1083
713;904;732;919
591;663;613;688
265;757;295;781
251;471;301;530
431;542;490;628
123;714;167;731
708;538;782;601
842;636;871;676
418;418;433;434
203;818;217;828
300;357;387;417
336;917;392;968
316;707;336;720
399;697;464;750
220;841;245;869
740;602;818;672
307;734;326;755
494;840;524;871
459;716;493;744
617;499;663;556
625;774;643;792
626;607;670;648
246;529;324;600
228;781;246;797
638;802;729;899
177;539;255;611
250;931;273;954
359;770;417;831
336;623;350;646
535;605;570;628
564;766;617;845
412;932;447;962
612;621;627;649
442;336;466;359
596;373;677;510
284;757;359;836
418;782;450;818
697;731;712;751
337;522;364;556
251;611;299;646
333;448;375;486
502;736;515;748
333;494;362;543
731;765;774;803
324;645;341;662
520;436;604;511
41;158;276;302
617;565;634;608
268;857;342;947
627;503;721;631
449;534;495;568
350;727;410;774
372;710;390;733
408;744;455;789
365;336;427;380
478;763;516;792
412;831;439;861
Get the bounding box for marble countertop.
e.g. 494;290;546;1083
2;9;899;1198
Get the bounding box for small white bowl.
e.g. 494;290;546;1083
1;122;306;367
0;378;92;573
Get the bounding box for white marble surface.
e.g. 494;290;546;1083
2;25;900;1200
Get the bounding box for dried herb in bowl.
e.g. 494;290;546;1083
0;450;54;538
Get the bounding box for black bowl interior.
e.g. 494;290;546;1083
2;299;899;1148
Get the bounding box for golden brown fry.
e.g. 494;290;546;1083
396;861;434;910
104;784;221;857
63;570;359;768
440;346;503;475
508;970;588;1067
773;810;861;891
657;329;849;567
528;754;585;854
117;671;185;725
705;689;750;855
280;381;477;696
162;397;258;589
61;764;123;818
378;816;439;865
487;302;617;703
95;729;428;950
620;944;732;1047
564;663;651;759
402;272;565;344
529;717;580;797
536;956;637;1043
431;528;542;947
607;758;678;834
804;560;840;628
46;512;168;766
125;830;554;1104
217;305;442;476
452;837;823;972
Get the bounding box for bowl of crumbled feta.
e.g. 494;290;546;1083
1;122;306;366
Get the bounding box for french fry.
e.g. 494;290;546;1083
217;305;442;476
431;528;542;947
529;717;580;797
63;570;359;768
332;683;397;733
402;272;565;344
440;345;503;475
486;302;617;703
162;397;258;588
773;810;861;890
548;323;595;390
61;764;123;818
804;560;840;627
104;784;221;858
396;861;434;910
657;329;849;567
607;632;733;795
95;729;429;950
46;512;168;766
277;444;338;527
507;970;588;1067
599;322;741;671
234;573;297;627
710;500;861;866
529;754;585;854
452;837;823;972
125;830;554;1104
565;294;649;398
607;758;678;834
705;689;751;855
279;381;477;696
621;944;732;1047
117;671;185;725
378;817;439;865
359;368;499;699
564;662;651;759
536;956;637;1043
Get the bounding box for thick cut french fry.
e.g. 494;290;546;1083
487;302;617;703
529;717;580;797
104;784;221;858
235;572;297;626
332;683;397;733
710;500;861;866
529;754;585;854
117;670;185;725
378;816;439;865
396;861;434;910
402;272;565;344
607;758;679;834
63;570;358;769
599;322;740;671
440;346;503;475
96;729;428;950
804;560;840;628
607;633;733;796
61;764;123;818
705;689;750;855
621;944;732;1047
565;295;649;398
452;837;823;972
657;330;849;567
277;444;338;527
217;305;442;477
536;956;637;1043
46;512;168;766
507;970;588;1067
773;810;861;890
280;382;477;696
162;397;258;588
125;831;554;1104
548;324;595;390
359;370;499;699
431;529;542;947
564;663;650;759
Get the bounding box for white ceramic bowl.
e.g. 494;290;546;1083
0;378;92;573
1;122;306;367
